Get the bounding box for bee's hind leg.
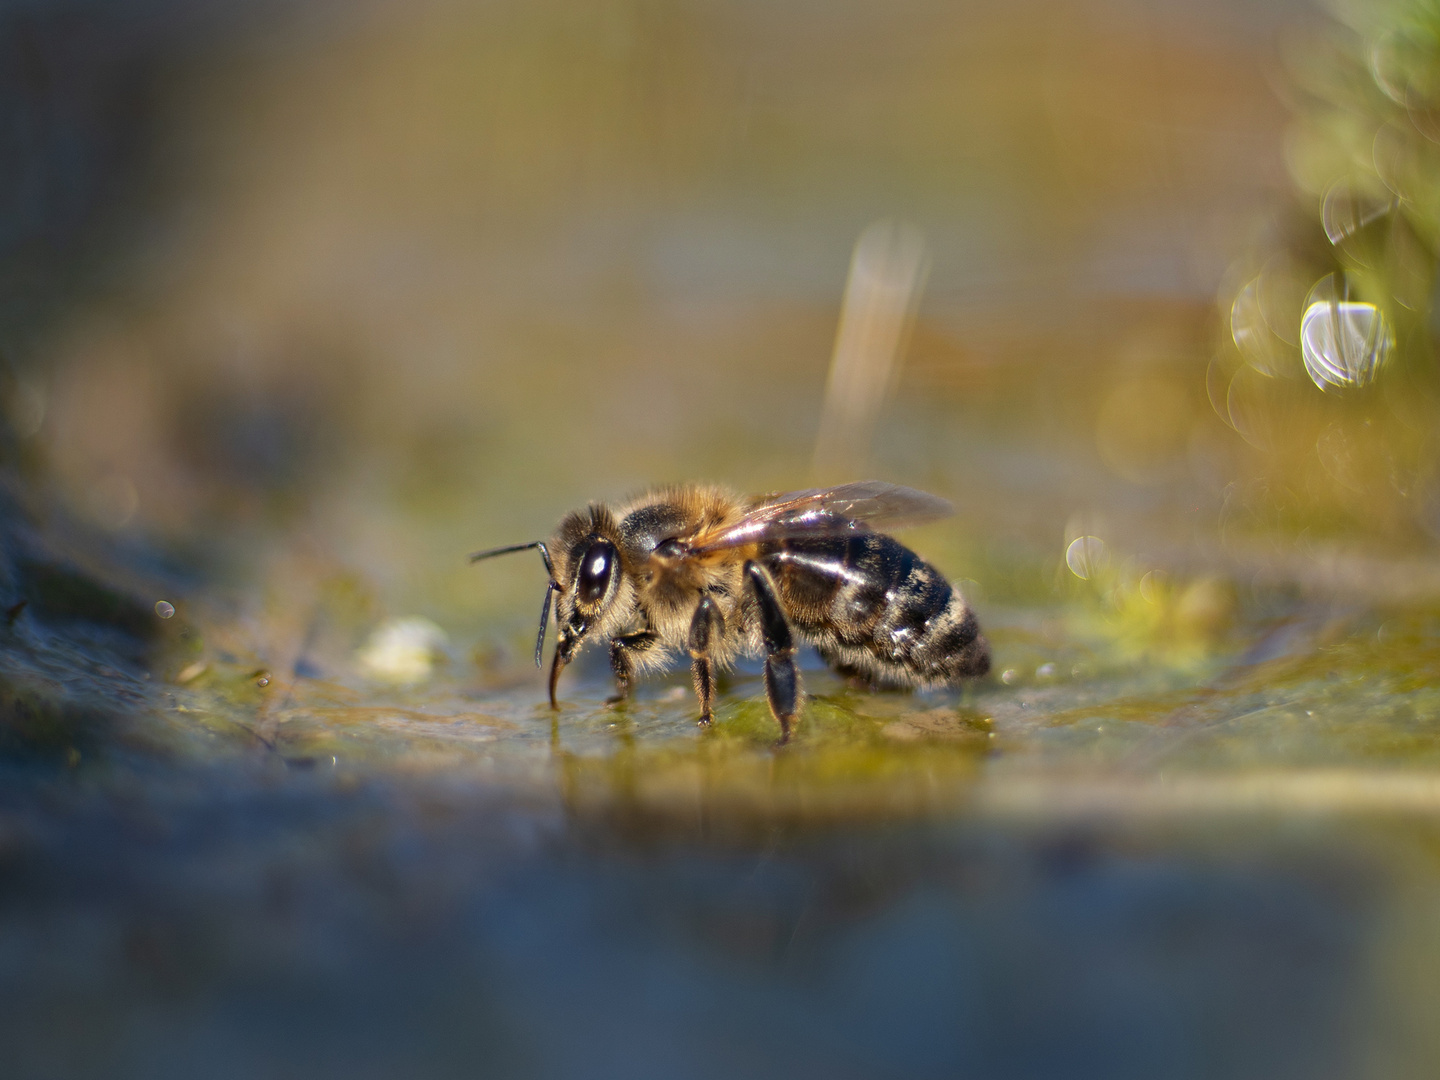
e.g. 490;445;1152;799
687;594;724;726
607;631;658;704
744;561;801;745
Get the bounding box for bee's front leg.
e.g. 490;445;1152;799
744;561;801;745
607;631;658;704
687;594;724;726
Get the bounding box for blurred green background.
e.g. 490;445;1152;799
7;0;1440;1076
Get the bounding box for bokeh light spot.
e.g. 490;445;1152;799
1065;535;1107;580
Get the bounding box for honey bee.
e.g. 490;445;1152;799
470;481;989;743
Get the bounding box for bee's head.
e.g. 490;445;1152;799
468;502;631;709
555;535;621;657
547;505;632;704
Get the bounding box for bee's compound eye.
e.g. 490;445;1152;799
576;539;618;606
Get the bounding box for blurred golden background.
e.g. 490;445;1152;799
4;0;1318;642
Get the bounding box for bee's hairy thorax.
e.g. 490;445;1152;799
610;487;751;653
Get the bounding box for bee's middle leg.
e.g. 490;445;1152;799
744;561;801;744
608;631;658;704
687;594;724;725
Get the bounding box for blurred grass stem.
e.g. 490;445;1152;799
813;220;929;480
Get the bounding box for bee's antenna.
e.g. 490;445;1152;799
469;542;559;669
535;581;556;668
469;541;540;563
468;541;557;580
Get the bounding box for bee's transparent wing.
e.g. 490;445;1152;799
687;481;952;555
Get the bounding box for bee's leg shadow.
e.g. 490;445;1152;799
687;594;724;726
744;561;801;746
607;631;658;705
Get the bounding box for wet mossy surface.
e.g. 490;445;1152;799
7;490;1440;1078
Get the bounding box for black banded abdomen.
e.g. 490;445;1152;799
761;534;989;688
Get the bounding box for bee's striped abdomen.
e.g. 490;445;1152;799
762;533;989;689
